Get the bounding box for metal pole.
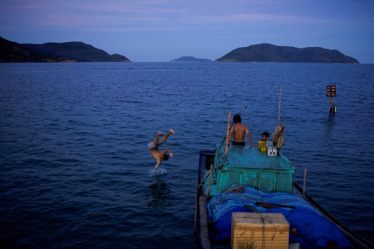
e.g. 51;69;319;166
330;96;333;113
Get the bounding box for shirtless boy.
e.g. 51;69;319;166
228;115;255;147
148;129;175;170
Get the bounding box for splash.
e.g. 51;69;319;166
149;168;168;177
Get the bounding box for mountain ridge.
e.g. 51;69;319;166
216;43;359;63
170;56;212;62
0;37;72;62
22;42;131;62
0;37;131;62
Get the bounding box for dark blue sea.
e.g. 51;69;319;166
1;62;374;248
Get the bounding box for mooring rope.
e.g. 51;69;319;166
261;214;274;249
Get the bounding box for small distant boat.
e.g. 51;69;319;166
195;145;374;249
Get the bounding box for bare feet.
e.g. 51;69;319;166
157;132;165;136
169;128;176;135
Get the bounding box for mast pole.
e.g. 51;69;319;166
225;111;231;156
278;85;282;126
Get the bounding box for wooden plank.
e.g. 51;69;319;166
233;242;289;248
198;196;211;249
232;232;289;237
233;240;289;243
231;213;289;249
232;239;289;245
233;241;289;244
233;244;288;249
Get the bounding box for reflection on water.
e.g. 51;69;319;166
325;112;336;143
145;180;172;209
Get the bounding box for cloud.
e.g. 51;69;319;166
181;13;325;26
1;0;372;35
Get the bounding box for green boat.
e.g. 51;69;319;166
195;144;374;249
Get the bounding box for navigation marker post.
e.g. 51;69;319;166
326;85;336;113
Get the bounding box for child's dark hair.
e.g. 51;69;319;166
262;132;269;137
163;154;169;161
233;114;241;123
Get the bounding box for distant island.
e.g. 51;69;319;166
1;37;359;64
215;44;359;64
170;56;212;62
0;37;131;63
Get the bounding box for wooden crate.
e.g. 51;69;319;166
231;212;289;249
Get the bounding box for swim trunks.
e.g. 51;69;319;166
232;141;245;146
147;138;164;150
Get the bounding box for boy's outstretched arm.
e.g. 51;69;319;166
163;147;173;157
154;160;161;170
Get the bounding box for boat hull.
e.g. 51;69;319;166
195;150;374;249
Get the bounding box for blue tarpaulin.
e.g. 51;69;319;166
207;185;353;249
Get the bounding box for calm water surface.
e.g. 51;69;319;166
1;62;373;248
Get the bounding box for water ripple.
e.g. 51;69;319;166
1;62;374;247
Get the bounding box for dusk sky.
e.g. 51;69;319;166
1;0;373;63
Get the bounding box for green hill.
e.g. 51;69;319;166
0;37;69;62
170;56;212;62
0;37;131;63
216;44;359;63
22;42;130;62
